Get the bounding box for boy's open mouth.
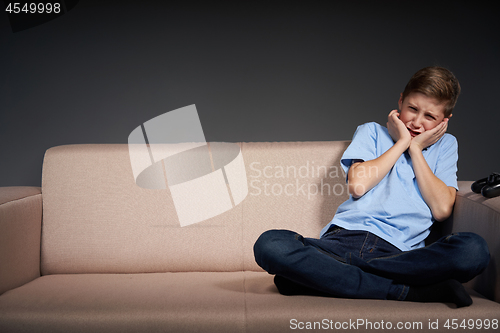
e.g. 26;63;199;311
407;128;421;137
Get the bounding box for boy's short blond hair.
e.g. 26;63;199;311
402;66;461;117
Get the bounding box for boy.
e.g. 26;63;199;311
253;66;490;308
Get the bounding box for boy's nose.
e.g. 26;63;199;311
411;115;423;129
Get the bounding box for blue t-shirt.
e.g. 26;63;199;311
320;122;458;251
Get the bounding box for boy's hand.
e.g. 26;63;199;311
408;117;456;222
387;110;411;147
410;118;449;152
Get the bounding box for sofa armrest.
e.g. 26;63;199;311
0;187;42;295
440;181;500;303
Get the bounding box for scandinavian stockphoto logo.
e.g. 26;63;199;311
127;105;248;227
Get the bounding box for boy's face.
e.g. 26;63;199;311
398;92;451;138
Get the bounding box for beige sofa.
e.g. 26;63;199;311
1;142;499;333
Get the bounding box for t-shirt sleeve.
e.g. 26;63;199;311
434;134;459;190
340;122;379;176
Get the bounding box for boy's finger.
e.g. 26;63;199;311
428;121;448;141
390;111;401;121
440;122;448;135
438;120;448;133
430;121;447;134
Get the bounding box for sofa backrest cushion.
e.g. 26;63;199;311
41;142;350;274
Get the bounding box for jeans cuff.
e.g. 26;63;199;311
388;283;409;301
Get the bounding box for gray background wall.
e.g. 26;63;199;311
1;0;499;187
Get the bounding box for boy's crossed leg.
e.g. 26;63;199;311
253;229;489;308
254;229;404;300
349;232;490;286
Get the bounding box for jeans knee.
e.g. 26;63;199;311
253;229;300;271
466;233;490;271
254;230;274;260
254;229;296;256
451;232;490;278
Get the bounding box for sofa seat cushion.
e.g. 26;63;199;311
0;272;247;333
1;271;499;333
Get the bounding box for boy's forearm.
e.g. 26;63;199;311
348;139;409;198
408;145;456;221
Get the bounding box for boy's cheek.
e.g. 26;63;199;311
423;123;438;132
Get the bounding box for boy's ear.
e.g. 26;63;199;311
398;93;403;110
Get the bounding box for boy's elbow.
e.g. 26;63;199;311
432;205;453;222
348;182;367;199
433;188;457;222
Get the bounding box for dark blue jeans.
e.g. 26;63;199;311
253;226;490;300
